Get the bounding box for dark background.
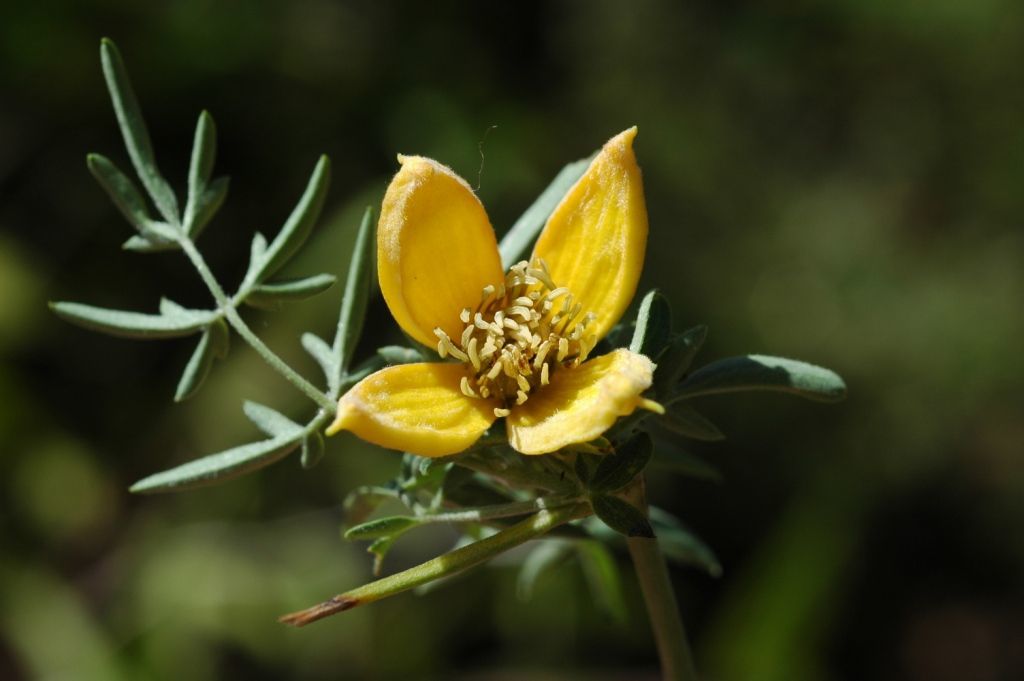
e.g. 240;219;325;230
2;2;1023;679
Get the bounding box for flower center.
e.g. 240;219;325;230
434;258;597;418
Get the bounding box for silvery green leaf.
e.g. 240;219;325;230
591;494;654;538
659;403;725;441
159;297;187;315
86;153;153;232
184;110;216;232
654;325;707;396
376;345;423;365
129;432;303;493
343;485;400;527
589;432;653;493
208;317;229;358
244;273;337;310
367;536;396;577
649;507;722;576
341;354;386;390
674;354;847;403
300;431;325;469
301;333;336;385
649;446;722;482
332;206;375;377
122;233;178;253
629;289;672;359
50;301;214;339
174;327;217;402
499;155;593;269
576;540;628;624
344;516;420;541
244;232;268;285
243;400;303;437
516;539;573;601
99;38;179;224
255;155;331;281
185;176;229;241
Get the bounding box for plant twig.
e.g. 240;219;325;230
626;474;698;681
280;502;590;626
177;236;335;411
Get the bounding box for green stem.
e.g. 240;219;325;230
628;535;698;681
177;236;335;412
280;502;590;626
420;496;578;524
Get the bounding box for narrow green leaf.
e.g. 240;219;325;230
159;298;212;319
629;289;672;359
243;400;302;437
245;273;337;309
367;536;396;577
591;494;654;538
674;354;847;403
344;516;421;541
332;207;375;381
86;153;152;232
185;176;229;241
174;328;216;402
574;452;597;485
129;433;303;493
99;38;179;223
343;485;400;527
341;354;386;390
576;540;628;624
659;403;725;441
50;301;214;339
650;447;722;482
590;432;653;493
122;233;178;252
208;317;230;358
301;333;336;386
376;345;423;365
499;155;593;268
184;111;216;233
654;325;708;396
650;507;722;577
300;431;325;469
516;540;573;601
256;155;331;281
244;232;268;285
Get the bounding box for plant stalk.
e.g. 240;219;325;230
178;236;335;411
627;535;698;681
281;502;591;626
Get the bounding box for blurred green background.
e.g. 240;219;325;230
2;1;1023;679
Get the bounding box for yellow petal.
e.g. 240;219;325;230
327;363;497;457
506;349;658;455
532;127;649;341
377;155;505;348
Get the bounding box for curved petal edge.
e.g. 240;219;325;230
327;362;498;457
532;127;649;341
377;155;505;348
506;348;659;455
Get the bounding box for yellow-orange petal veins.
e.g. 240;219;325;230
532;127;649;342
377;155;505;347
505;348;656;455
326;363;498;457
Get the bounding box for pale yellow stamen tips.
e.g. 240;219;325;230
434;257;597;413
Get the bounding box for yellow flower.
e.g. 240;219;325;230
327;127;662;457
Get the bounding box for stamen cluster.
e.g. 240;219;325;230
434;258;597;417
